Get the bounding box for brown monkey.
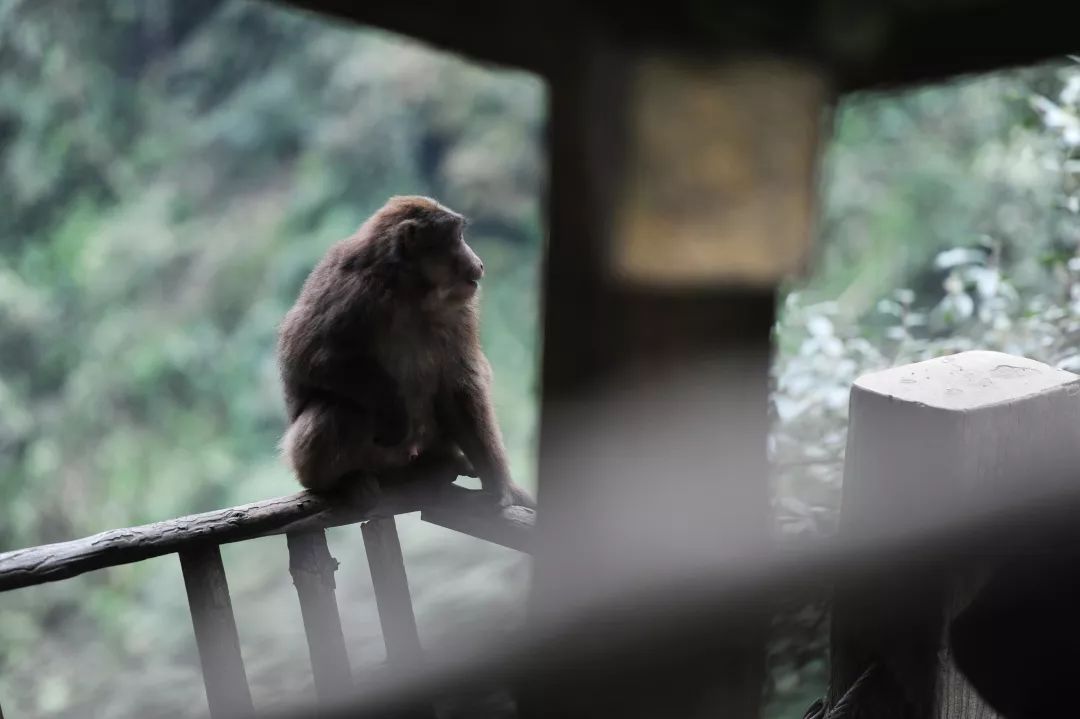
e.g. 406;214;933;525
276;195;535;508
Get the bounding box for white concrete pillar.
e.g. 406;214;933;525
844;350;1080;542
829;350;1080;718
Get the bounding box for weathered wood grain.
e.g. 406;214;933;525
0;481;534;592
287;530;353;705
362;517;426;669
0;492;325;591
421;503;535;554
180;545;254;719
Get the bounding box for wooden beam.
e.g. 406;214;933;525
0;482;534;593
832;1;1080;92
287;530;353;705
275;0;1080;94
420;503;535;553
274;0;553;73
180;545;254;719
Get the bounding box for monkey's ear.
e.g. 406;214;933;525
393;219;422;258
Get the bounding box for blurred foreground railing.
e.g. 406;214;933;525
0;476;535;718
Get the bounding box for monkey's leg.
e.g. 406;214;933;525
283;400;378;493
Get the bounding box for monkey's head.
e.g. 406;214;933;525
372;196;485;310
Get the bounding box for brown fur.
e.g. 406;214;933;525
276;195;534;508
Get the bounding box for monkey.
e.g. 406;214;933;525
276;195;535;509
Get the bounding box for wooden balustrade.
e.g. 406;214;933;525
0;478;535;718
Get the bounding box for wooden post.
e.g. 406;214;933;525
361;517;425;668
361;517;436;719
523;41;828;719
287;530;352;705
179;545;254;719
826;350;1080;718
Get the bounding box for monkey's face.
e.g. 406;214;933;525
396;211;485;308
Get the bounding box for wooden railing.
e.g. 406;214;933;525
0;477;535;718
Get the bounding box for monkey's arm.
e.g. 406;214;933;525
437;356;535;508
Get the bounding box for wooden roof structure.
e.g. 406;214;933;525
282;0;1080;91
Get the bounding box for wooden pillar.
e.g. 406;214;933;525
524;42;828;718
179;545;254;719
826;350;1080;718
287;530;352;705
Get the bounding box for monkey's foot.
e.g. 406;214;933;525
342;474;383;506
509;484;537;510
482;482;536;511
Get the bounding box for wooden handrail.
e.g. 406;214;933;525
0;474;535;718
0;480;535;592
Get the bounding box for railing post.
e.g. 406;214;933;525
179;545;254;719
287;530;352;705
827;350;1080;718
361;516;436;719
361;517;425;669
